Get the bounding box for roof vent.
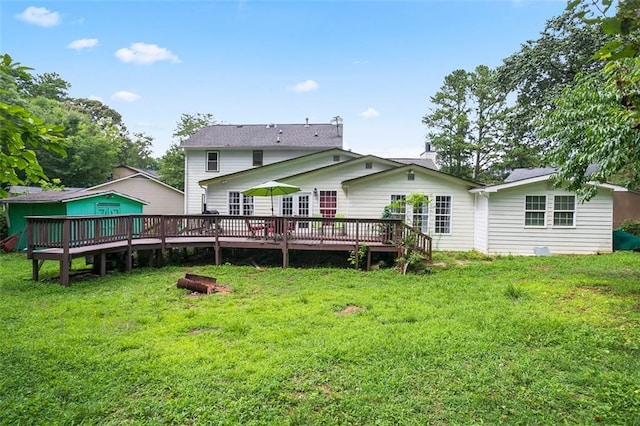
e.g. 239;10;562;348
236;125;243;128
314;132;318;137
276;136;280;143
279;129;283;134
305;117;310;128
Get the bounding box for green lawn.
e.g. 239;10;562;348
1;252;639;425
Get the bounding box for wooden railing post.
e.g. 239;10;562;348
61;218;71;286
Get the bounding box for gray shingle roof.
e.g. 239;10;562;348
181;123;343;149
504;164;599;182
2;190;145;204
389;158;437;170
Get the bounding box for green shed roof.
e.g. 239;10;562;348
1;190;148;205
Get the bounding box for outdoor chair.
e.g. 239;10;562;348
245;219;266;238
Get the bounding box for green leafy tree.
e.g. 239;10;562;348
158;113;217;190
0;54;65;197
498;7;610;168
540;0;640;200
423;66;508;181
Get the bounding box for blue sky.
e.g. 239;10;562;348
2;0;567;158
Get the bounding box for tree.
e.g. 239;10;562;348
423;66;508;181
497;7;611;165
540;0;640;199
158;113;217;190
0;54;65;197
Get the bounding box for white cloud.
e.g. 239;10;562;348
287;80;319;93
115;43;180;65
16;6;60;27
359;107;380;119
67;38;98;50
111;91;140;102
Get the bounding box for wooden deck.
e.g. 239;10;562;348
26;214;432;285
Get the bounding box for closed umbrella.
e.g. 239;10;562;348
242;180;301;215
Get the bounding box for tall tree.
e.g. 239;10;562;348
158;113;217;190
540;0;640;199
423;66;508;181
0;55;65;197
497;7;611;167
423;69;472;179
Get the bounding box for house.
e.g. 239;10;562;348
82;165;184;215
181;121;343;214
2;190;147;250
471;167;629;255
183;122;629;256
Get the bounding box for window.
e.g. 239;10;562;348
434;195;451;234
319;190;337;217
413;202;429;233
228;192;254;215
206;151;219;172
252;150;263;167
525;195;546;227
333;155;340;162
553;195;575;226
365;162;373;169
389;194;406;220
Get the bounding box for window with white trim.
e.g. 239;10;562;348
319;190;337;217
553;195;575;226
434;195;451;234
389;194;406;220
252;150;263;166
228;192;254;216
206;151;219;172
525;195;546;227
413;201;429;233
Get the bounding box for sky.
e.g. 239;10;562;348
1;0;568;158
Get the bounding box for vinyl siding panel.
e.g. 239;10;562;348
346;172;476;251
487;182;613;255
474;194;489;253
201;152;360;214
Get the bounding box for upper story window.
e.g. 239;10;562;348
525;195;546;227
253;150;263;167
206;151;219;172
553;195;576;227
333;155;340;162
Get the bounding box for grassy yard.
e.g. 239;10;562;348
1;251;639;425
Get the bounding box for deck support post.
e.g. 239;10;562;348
32;258;39;282
61;219;71;286
366;246;372;271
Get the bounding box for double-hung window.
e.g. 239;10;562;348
525;196;546;227
319;190;337;217
228;192;254;216
553;195;575;226
389;194;406;220
206;151;219;172
434;195;451;234
413;201;429;233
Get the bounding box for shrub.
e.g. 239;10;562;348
620;220;640;237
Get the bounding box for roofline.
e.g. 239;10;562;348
275;154;404;182
198;148;360;186
85;173;184;194
2;190;149;205
470;174;628;193
342;163;481;187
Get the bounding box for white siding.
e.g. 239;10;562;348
346;172;476;251
487;182;613;255
474;193;489;253
185;148;320;214
91;176;184;215
202;152;361;215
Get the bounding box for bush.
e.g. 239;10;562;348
620;220;640;237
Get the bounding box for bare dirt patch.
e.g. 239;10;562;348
337;305;364;314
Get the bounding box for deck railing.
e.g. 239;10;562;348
26;214;410;253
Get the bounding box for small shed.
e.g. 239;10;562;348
2;190;147;250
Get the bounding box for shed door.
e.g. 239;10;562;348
95;202;121;215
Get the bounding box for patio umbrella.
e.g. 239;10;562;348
242;180;301;215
